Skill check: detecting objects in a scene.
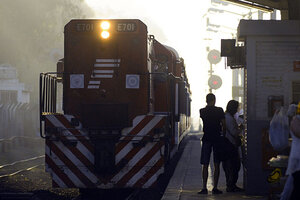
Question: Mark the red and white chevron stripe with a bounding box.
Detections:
[44,114,166,188]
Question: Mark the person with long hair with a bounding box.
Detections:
[223,100,243,192]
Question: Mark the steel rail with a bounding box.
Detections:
[0,155,45,178]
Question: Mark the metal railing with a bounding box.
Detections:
[39,72,60,138]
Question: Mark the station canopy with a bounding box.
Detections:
[221,0,300,19]
[221,0,288,10]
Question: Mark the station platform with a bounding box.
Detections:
[162,132,269,200]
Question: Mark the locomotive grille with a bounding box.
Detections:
[81,103,129,130]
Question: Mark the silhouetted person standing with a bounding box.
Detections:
[198,93,225,195]
[223,100,243,192]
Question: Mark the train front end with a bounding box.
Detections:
[40,19,167,189]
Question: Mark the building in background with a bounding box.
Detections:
[0,64,30,104]
[0,63,38,139]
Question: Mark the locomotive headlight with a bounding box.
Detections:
[100,21,110,30]
[101,31,110,39]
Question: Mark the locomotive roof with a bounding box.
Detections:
[163,45,180,60]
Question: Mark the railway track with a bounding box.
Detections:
[0,155,44,178]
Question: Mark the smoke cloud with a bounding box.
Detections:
[0,0,94,101]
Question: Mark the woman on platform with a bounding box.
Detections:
[223,100,243,192]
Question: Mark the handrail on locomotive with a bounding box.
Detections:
[39,72,59,138]
[39,71,185,139]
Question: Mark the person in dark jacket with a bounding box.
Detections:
[223,100,243,192]
[198,93,225,195]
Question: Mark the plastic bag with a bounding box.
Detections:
[269,107,289,151]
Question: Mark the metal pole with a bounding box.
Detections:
[209,63,213,93]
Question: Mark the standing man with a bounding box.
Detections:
[198,93,226,195]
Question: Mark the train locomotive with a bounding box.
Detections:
[40,19,191,189]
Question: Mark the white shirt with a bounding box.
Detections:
[234,109,244,125]
[225,112,241,146]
